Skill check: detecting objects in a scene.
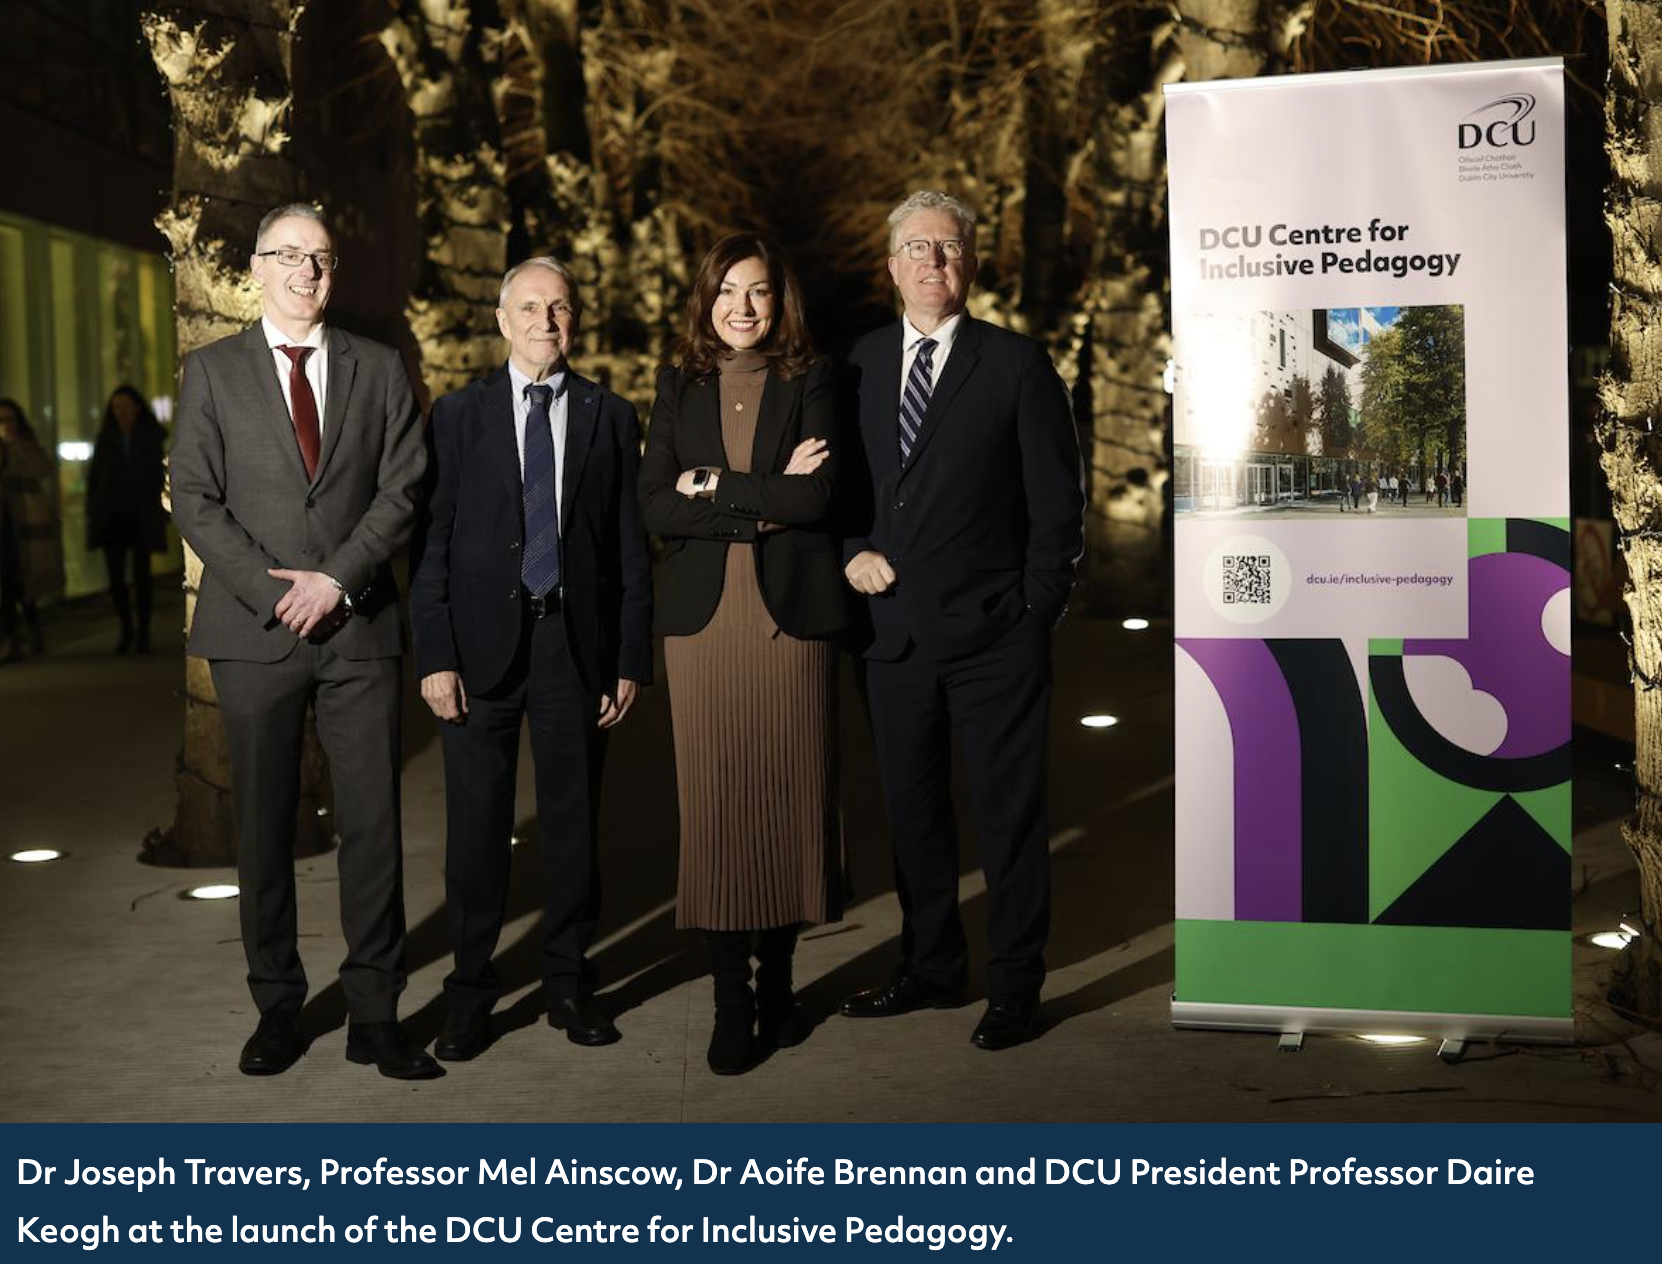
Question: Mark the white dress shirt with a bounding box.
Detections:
[261,317,329,429]
[897,311,965,406]
[508,360,569,528]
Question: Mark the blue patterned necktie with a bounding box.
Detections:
[899,336,936,462]
[521,380,563,597]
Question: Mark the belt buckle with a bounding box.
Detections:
[526,590,556,619]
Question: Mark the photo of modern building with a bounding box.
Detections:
[1173,306,1467,517]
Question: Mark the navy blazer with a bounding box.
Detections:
[409,364,653,696]
[639,357,846,639]
[841,316,1085,661]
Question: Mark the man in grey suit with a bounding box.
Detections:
[171,203,438,1079]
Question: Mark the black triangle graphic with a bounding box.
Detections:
[1374,795,1568,930]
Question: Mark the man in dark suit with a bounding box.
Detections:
[840,190,1085,1050]
[409,258,652,1061]
[171,203,437,1079]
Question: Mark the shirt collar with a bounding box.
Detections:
[262,316,327,353]
[508,359,568,401]
[902,311,964,357]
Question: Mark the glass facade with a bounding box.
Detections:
[0,210,180,597]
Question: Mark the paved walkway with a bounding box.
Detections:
[1,585,1656,1122]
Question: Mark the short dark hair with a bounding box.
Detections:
[670,234,815,380]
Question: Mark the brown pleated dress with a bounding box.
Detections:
[665,352,844,931]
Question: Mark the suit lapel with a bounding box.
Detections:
[748,368,792,473]
[485,367,520,504]
[900,316,980,478]
[240,324,310,484]
[864,326,904,484]
[560,372,601,531]
[310,327,357,485]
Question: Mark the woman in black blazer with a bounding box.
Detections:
[639,234,846,1075]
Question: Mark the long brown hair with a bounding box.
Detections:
[670,234,816,380]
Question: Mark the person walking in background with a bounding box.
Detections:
[410,257,652,1063]
[1364,474,1379,513]
[0,398,63,662]
[1452,471,1464,507]
[87,385,169,654]
[1349,473,1362,511]
[839,190,1085,1051]
[1436,469,1448,507]
[171,203,435,1080]
[639,234,846,1076]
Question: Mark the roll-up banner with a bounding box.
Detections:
[1165,60,1571,1041]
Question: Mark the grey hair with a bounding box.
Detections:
[498,257,583,317]
[256,203,328,250]
[886,190,977,253]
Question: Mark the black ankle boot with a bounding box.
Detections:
[708,997,755,1075]
[756,924,806,1048]
[706,930,755,1075]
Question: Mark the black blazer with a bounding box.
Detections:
[409,364,653,696]
[639,357,846,639]
[841,316,1085,661]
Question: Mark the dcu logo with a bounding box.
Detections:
[1459,94,1537,149]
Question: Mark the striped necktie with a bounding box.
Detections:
[521,380,562,597]
[899,336,936,462]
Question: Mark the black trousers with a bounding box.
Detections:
[865,615,1053,997]
[441,609,607,1011]
[211,648,407,1021]
[101,513,153,640]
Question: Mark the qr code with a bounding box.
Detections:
[1222,554,1272,604]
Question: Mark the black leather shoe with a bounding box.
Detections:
[546,996,620,1046]
[434,1010,493,1062]
[970,993,1040,1051]
[346,1021,444,1079]
[758,993,809,1048]
[708,1001,755,1075]
[841,974,965,1018]
[239,1009,303,1076]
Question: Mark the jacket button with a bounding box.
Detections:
[509,541,519,551]
[894,501,904,510]
[508,588,518,601]
[305,496,316,508]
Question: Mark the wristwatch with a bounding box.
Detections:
[691,467,713,492]
[325,574,354,614]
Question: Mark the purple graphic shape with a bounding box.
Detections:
[1405,552,1568,759]
[1177,638,1302,921]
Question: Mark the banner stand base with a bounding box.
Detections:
[1172,1000,1575,1046]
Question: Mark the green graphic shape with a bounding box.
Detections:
[1176,920,1569,1017]
[1468,518,1507,557]
[1513,783,1571,853]
[1367,656,1503,920]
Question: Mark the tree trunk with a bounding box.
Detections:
[1597,0,1662,1022]
[380,0,513,403]
[141,1,332,866]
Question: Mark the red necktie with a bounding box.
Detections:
[279,345,321,479]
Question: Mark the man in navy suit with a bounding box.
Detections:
[409,258,652,1061]
[840,191,1085,1050]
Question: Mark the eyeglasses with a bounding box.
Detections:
[894,238,969,261]
[256,249,340,272]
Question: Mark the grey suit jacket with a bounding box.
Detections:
[171,323,426,663]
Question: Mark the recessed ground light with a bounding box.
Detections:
[1587,931,1634,950]
[1080,715,1119,729]
[182,884,239,901]
[510,835,525,848]
[1356,1033,1426,1045]
[9,849,63,864]
[316,806,330,817]
[1619,918,1643,939]
[1122,617,1150,631]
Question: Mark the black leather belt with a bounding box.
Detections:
[525,589,561,619]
